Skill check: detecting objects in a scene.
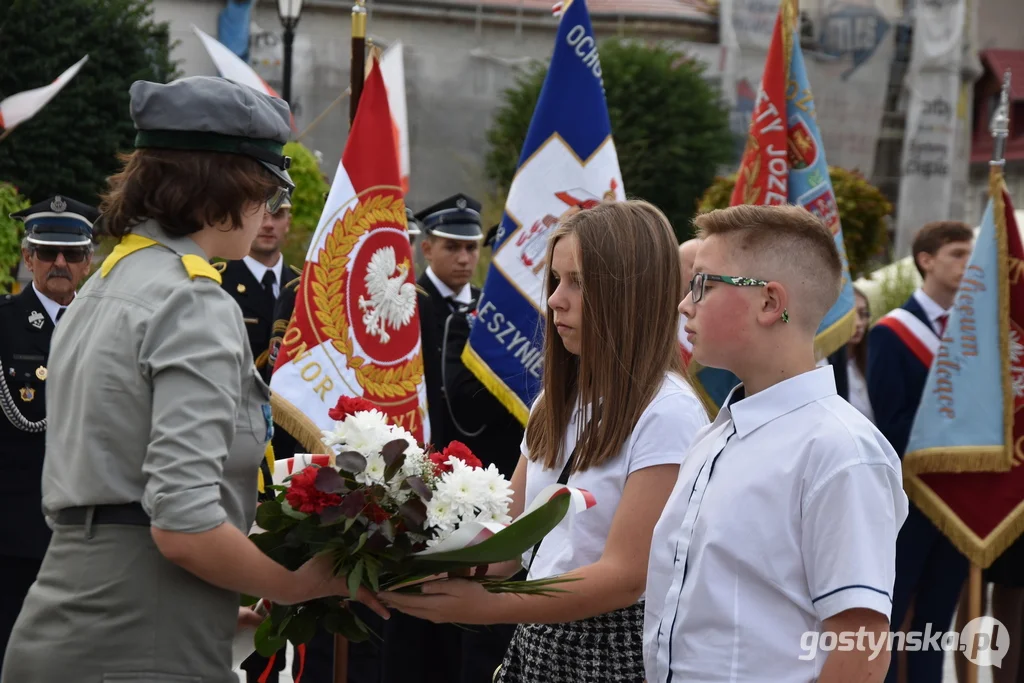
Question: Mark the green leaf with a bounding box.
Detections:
[255,500,291,532]
[281,499,309,521]
[348,558,365,599]
[282,608,319,645]
[411,494,571,567]
[365,558,380,593]
[254,616,287,657]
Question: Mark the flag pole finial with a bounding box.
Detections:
[349,0,367,126]
[991,69,1012,167]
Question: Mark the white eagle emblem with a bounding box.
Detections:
[358,246,417,344]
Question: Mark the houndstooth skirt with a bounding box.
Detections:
[494,603,645,683]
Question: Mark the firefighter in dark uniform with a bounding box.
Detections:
[215,178,300,384]
[381,194,521,683]
[0,196,97,670]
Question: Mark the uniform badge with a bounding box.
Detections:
[261,403,274,442]
[28,310,45,329]
[51,195,67,213]
[35,366,47,381]
[237,284,247,294]
[19,386,35,402]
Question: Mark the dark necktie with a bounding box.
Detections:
[55,307,66,322]
[261,270,277,299]
[935,313,949,338]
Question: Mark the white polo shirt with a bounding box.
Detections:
[522,372,708,581]
[644,367,907,683]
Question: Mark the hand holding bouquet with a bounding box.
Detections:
[246,397,594,656]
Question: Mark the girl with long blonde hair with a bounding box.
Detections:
[383,200,709,681]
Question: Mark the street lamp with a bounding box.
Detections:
[277,0,304,105]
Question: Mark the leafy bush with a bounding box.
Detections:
[0,183,30,293]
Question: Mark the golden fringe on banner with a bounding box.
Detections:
[270,393,329,455]
[462,343,530,427]
[905,476,1024,569]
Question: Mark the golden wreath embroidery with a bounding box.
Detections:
[311,194,425,396]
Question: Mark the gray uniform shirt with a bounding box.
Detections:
[42,220,270,533]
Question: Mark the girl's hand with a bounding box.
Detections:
[379,578,509,625]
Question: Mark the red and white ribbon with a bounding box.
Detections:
[271,454,335,486]
[413,484,596,557]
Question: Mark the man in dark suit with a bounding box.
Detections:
[868,220,974,683]
[216,187,299,384]
[380,195,520,683]
[0,196,97,670]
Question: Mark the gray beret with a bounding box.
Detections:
[129,76,294,189]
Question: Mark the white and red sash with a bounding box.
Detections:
[875,308,940,368]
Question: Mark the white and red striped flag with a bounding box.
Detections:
[269,57,429,446]
[0,56,88,134]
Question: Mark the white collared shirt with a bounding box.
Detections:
[32,283,71,325]
[523,372,708,582]
[243,254,283,298]
[912,288,950,336]
[644,367,907,683]
[425,266,472,306]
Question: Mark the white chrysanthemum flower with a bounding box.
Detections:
[356,452,387,487]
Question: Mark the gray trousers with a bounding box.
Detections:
[2,521,238,683]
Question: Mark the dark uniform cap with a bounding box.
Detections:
[405,207,422,236]
[414,193,483,241]
[128,76,295,194]
[10,195,98,247]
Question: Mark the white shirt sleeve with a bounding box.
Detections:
[627,389,709,474]
[801,460,904,622]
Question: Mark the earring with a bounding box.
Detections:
[781,309,790,324]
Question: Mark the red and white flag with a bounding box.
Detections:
[192,25,297,131]
[0,56,88,132]
[378,42,411,195]
[270,58,429,444]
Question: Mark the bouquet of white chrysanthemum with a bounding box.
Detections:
[245,396,594,657]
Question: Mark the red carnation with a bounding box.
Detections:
[430,440,483,475]
[328,396,379,421]
[366,502,391,524]
[285,466,342,515]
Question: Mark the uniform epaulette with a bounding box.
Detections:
[288,264,302,278]
[212,261,228,273]
[0,294,13,307]
[181,254,222,284]
[284,275,301,291]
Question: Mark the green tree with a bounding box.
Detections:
[281,141,329,268]
[0,182,30,293]
[697,167,893,280]
[0,0,178,206]
[486,40,733,241]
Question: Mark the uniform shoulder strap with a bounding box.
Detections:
[181,254,222,284]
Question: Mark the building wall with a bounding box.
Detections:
[152,0,717,216]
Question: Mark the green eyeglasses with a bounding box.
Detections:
[689,272,768,303]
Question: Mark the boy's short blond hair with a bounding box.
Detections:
[693,204,843,328]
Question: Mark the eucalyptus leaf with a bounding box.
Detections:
[280,499,309,521]
[315,467,346,494]
[336,450,368,474]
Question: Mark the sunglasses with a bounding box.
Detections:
[32,246,90,263]
[689,272,768,303]
[266,187,291,214]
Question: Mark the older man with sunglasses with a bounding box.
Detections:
[0,194,96,669]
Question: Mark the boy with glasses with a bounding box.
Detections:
[645,204,907,683]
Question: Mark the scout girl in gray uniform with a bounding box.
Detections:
[1,77,386,683]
